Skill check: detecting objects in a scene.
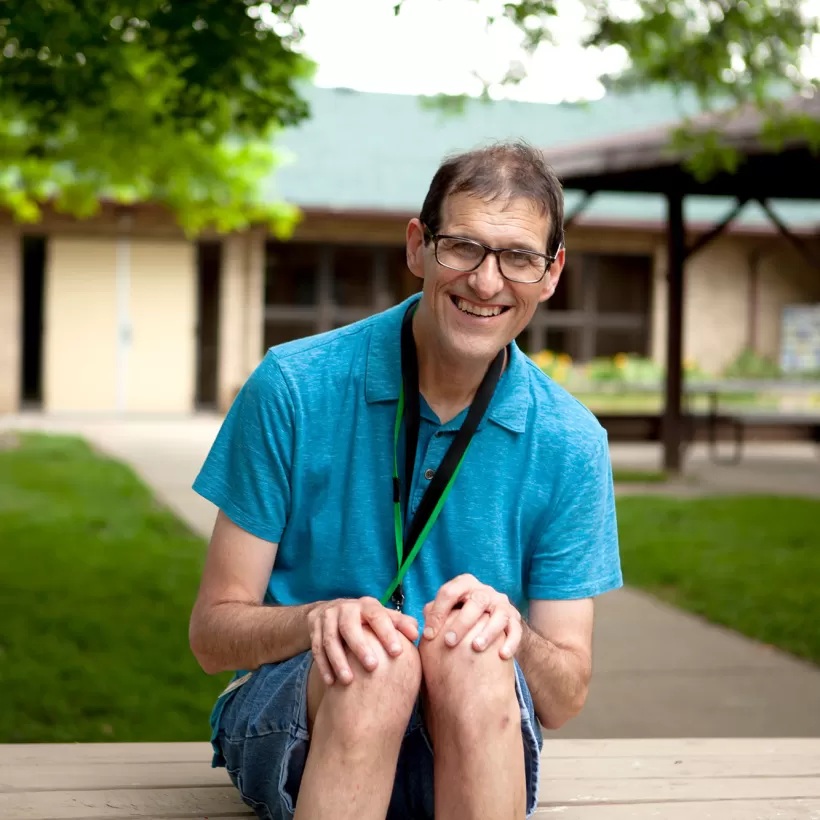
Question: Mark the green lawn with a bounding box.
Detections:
[617,495,820,665]
[0,433,229,743]
[1,434,818,743]
[612,469,668,483]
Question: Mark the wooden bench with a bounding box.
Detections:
[706,410,820,465]
[3,739,820,818]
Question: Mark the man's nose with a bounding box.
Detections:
[468,253,506,300]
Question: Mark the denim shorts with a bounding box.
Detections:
[212,651,543,819]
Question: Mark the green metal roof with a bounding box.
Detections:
[268,85,820,231]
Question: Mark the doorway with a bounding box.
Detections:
[195,240,221,408]
[20,236,46,407]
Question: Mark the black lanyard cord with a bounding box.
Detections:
[381,303,506,608]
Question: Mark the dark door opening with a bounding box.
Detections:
[21,236,46,407]
[195,240,221,409]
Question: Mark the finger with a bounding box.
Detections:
[321,607,354,684]
[472,605,512,652]
[423,576,477,639]
[500,610,523,660]
[389,611,420,643]
[310,622,336,686]
[338,606,379,673]
[364,607,405,656]
[441,589,492,647]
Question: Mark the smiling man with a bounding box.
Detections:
[189,141,622,820]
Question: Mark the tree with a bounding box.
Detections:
[1,1,818,233]
[485,0,820,179]
[0,0,313,233]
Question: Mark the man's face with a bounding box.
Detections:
[406,192,564,364]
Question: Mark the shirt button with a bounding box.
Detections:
[424,468,435,480]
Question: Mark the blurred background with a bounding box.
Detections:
[1,0,819,745]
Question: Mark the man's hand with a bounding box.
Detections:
[307,597,419,686]
[422,575,522,659]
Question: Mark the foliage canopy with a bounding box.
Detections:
[1,0,818,231]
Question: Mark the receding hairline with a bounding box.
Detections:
[420,141,565,254]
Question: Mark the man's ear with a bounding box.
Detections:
[539,245,566,303]
[406,218,427,281]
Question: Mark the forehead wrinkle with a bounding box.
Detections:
[442,194,550,254]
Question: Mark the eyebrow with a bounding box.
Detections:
[442,231,545,255]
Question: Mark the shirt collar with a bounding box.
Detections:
[365,294,531,435]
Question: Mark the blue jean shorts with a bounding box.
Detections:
[212,651,543,819]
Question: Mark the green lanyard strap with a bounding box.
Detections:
[380,303,506,610]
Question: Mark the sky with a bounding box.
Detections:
[289,0,628,103]
[277,0,820,104]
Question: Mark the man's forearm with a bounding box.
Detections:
[515,620,592,730]
[190,600,322,675]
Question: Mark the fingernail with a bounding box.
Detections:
[445,631,457,646]
[390,642,401,654]
[364,653,376,667]
[423,627,434,639]
[474,635,486,650]
[324,674,334,685]
[501,646,512,659]
[341,669,352,682]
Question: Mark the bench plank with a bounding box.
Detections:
[540,776,820,804]
[533,799,820,818]
[3,740,820,820]
[0,761,230,792]
[0,785,246,819]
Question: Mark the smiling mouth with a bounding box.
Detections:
[451,296,511,318]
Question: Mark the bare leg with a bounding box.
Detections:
[420,612,526,820]
[294,628,421,820]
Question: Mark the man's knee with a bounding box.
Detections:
[308,629,422,748]
[419,613,520,735]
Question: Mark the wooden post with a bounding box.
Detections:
[663,192,685,473]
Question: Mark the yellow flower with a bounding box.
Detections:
[531,350,555,369]
[614,353,629,369]
[557,353,572,366]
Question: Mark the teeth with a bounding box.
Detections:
[456,298,503,317]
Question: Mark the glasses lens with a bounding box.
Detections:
[499,250,547,283]
[436,237,485,271]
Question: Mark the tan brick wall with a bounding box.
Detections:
[650,234,820,375]
[756,242,820,362]
[0,226,21,413]
[684,238,750,373]
[217,232,265,412]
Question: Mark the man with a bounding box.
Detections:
[189,141,622,820]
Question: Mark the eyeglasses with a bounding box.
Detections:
[424,226,556,284]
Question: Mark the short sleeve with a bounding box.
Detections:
[192,352,294,543]
[527,431,622,600]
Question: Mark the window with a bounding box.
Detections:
[265,243,319,306]
[332,247,374,307]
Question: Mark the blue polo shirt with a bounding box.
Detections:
[193,295,622,625]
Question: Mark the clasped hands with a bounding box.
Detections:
[307,574,523,686]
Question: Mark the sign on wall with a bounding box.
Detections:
[780,304,820,374]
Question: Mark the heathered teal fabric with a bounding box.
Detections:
[192,295,622,625]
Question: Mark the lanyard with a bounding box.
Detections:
[380,303,506,610]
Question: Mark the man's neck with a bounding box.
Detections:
[412,308,501,425]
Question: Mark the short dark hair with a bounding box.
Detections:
[419,141,564,256]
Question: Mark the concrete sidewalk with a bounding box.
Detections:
[4,412,820,738]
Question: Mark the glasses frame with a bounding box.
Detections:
[423,225,557,284]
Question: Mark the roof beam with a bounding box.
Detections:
[563,191,596,232]
[683,197,749,261]
[756,198,820,272]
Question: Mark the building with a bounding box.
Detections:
[1,85,819,415]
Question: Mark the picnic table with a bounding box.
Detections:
[590,379,820,462]
[3,739,820,819]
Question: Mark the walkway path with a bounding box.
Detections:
[4,413,820,738]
